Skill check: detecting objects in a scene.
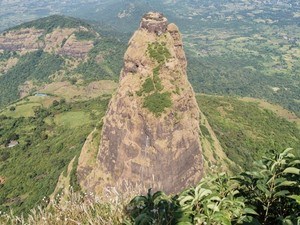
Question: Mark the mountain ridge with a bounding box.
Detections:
[0,15,125,109]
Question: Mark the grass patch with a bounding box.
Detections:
[147,42,171,64]
[153,66,164,91]
[54,111,90,128]
[142,78,155,93]
[2,103,41,118]
[143,92,172,116]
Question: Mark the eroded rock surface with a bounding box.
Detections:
[78,12,203,194]
[0,28,44,52]
[140,12,168,35]
[0,27,94,58]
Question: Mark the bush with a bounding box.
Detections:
[143,92,172,116]
[147,42,171,64]
[235,148,300,224]
[125,148,300,225]
[142,78,155,93]
[153,66,164,91]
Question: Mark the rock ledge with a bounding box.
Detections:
[140,12,168,35]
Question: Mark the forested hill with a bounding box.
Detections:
[0,15,126,109]
[1,6,300,116]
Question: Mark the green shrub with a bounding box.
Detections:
[147,42,171,64]
[125,189,183,225]
[153,66,164,91]
[0,151,10,162]
[125,148,300,225]
[143,92,172,116]
[235,148,300,225]
[142,78,155,93]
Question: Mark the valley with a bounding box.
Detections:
[1,1,299,115]
[0,86,298,214]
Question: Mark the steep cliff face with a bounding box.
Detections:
[78,12,203,194]
[0,27,95,58]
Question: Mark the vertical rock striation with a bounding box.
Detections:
[78,12,203,194]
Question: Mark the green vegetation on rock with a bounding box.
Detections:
[147,42,171,64]
[142,78,155,94]
[143,92,172,117]
[153,66,164,91]
[137,43,172,116]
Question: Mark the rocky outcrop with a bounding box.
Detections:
[0,27,95,58]
[58,34,94,58]
[0,28,44,52]
[140,12,168,35]
[78,12,203,194]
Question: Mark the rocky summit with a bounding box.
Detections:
[78,12,203,194]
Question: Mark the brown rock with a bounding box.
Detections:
[78,12,203,194]
[140,12,168,35]
[0,27,95,59]
[0,28,44,52]
[57,33,94,59]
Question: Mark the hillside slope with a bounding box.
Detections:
[197,94,300,171]
[0,15,125,109]
[0,91,298,215]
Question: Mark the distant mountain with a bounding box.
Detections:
[0,15,125,108]
[1,1,299,115]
